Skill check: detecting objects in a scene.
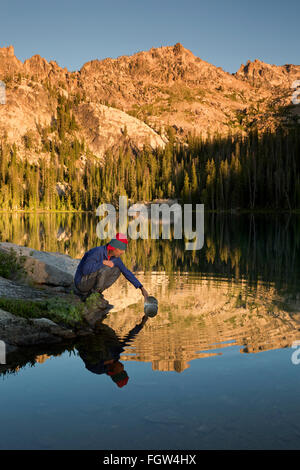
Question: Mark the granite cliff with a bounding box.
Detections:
[0,43,299,164]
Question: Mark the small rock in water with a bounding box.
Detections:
[33,318,58,327]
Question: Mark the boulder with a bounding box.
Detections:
[32,318,77,339]
[0,242,79,287]
[0,308,63,347]
[0,275,53,300]
[83,309,109,328]
[22,256,74,286]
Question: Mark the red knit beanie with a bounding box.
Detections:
[107,233,128,251]
[107,369,129,388]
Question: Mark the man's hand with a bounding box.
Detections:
[103,259,114,268]
[140,286,149,299]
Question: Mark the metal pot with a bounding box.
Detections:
[144,296,158,317]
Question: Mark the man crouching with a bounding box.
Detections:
[74,233,149,311]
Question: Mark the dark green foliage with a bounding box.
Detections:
[0,120,299,211]
[0,248,26,280]
[0,297,48,318]
[44,297,85,326]
[52,94,79,139]
[0,296,85,327]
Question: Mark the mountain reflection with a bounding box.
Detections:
[103,273,300,372]
[1,274,300,378]
[0,212,300,377]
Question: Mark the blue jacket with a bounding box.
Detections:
[74,244,143,289]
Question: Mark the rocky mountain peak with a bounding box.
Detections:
[0,45,15,57]
[173,42,184,55]
[235,58,300,89]
[24,54,51,76]
[0,45,22,75]
[0,43,299,163]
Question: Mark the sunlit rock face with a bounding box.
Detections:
[75,102,166,159]
[1,43,300,162]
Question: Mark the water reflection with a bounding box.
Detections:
[0,312,149,381]
[102,273,300,371]
[2,212,300,450]
[1,272,300,379]
[0,212,300,377]
[76,315,148,387]
[0,212,300,290]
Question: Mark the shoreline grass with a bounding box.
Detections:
[0,296,86,328]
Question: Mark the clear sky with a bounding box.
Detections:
[0,0,299,74]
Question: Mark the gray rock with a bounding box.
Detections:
[83,309,109,328]
[0,243,94,350]
[0,242,79,287]
[32,318,59,327]
[22,256,74,286]
[0,308,63,347]
[0,276,53,300]
[0,309,18,323]
[0,307,79,347]
[32,318,77,339]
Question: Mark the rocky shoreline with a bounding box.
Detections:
[0,242,102,358]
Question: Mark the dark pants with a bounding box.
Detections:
[75,266,121,295]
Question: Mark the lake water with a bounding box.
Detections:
[0,212,300,450]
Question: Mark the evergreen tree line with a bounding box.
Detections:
[0,117,299,211]
[1,211,299,291]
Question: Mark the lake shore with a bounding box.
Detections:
[0,243,101,357]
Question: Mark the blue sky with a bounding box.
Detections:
[0,0,299,73]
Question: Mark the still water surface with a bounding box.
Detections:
[0,213,300,449]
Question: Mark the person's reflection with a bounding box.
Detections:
[76,314,148,388]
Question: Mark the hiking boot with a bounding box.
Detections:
[73,285,89,302]
[84,292,110,310]
[80,293,91,303]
